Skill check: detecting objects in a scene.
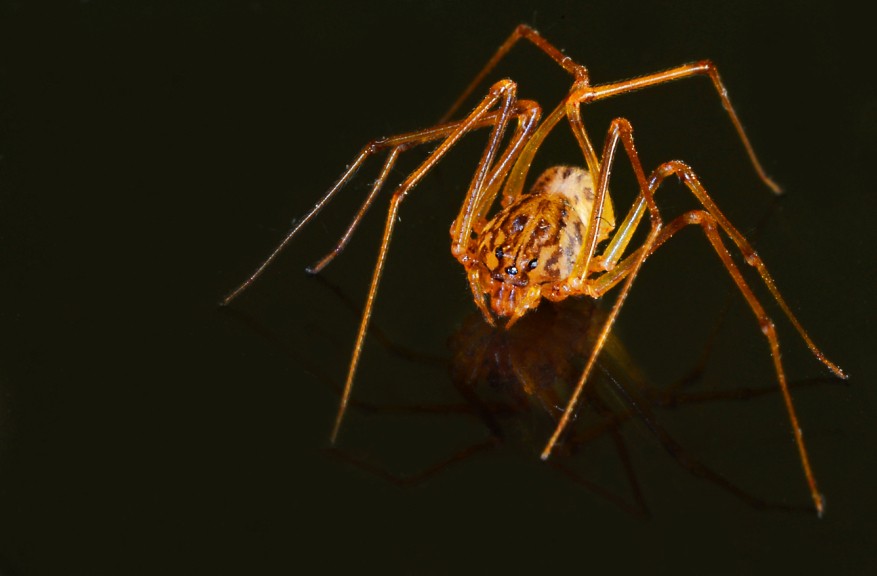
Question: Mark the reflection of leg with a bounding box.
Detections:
[630,405,809,513]
[594,375,811,513]
[657,376,842,408]
[549,420,651,518]
[326,440,498,488]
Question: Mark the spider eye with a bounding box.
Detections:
[505,265,518,276]
[528,259,538,270]
[495,247,504,259]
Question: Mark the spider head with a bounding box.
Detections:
[468,265,543,327]
[469,221,550,326]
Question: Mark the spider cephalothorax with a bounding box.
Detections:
[468,166,615,325]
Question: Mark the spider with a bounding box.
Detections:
[222,25,846,515]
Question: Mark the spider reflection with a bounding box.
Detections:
[224,288,831,516]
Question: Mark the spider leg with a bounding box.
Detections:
[505,60,783,204]
[542,117,663,463]
[576,119,844,381]
[645,208,828,516]
[440,24,586,124]
[332,79,533,443]
[443,26,778,221]
[544,110,839,514]
[582,61,782,193]
[305,146,402,275]
[311,98,540,275]
[221,106,534,304]
[648,161,845,378]
[465,99,542,232]
[450,98,541,257]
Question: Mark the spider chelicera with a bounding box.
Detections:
[222,25,846,515]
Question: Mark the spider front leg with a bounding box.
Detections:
[332,80,539,443]
[222,78,542,443]
[322,80,540,442]
[313,98,540,277]
[221,99,535,304]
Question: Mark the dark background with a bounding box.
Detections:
[0,1,874,574]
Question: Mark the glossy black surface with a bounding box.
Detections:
[1,1,874,574]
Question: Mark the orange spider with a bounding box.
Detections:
[222,25,846,515]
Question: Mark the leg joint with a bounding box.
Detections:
[694,59,716,74]
[759,317,777,337]
[609,116,634,133]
